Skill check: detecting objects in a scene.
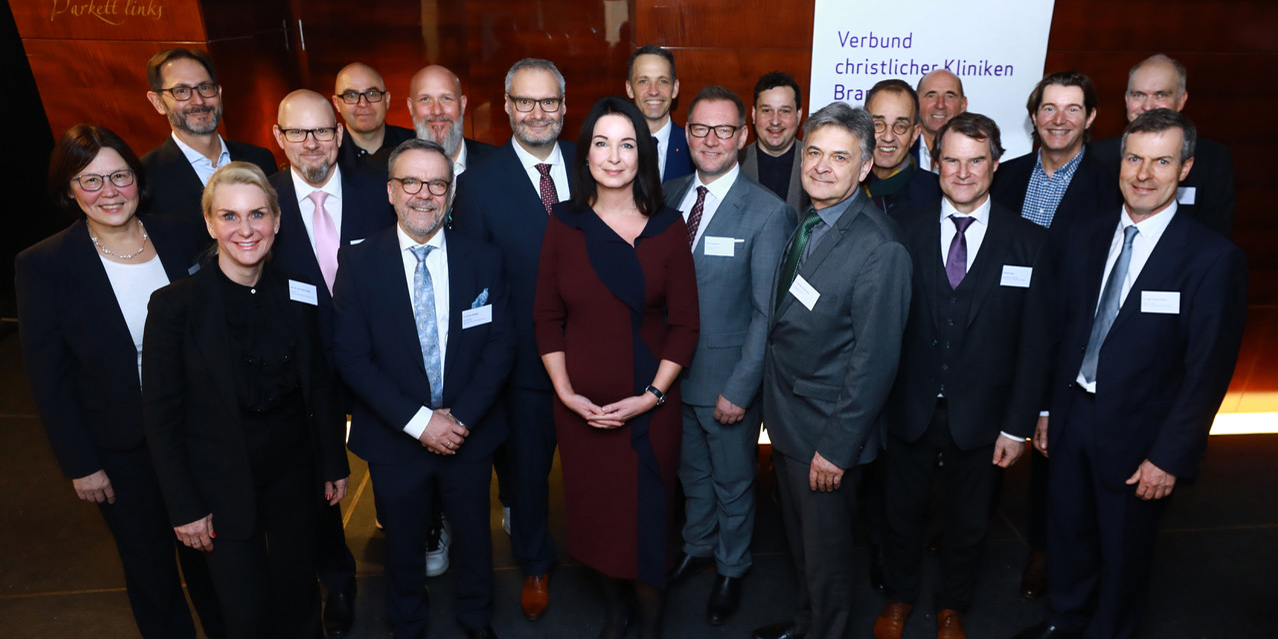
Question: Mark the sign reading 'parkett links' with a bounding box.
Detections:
[49,0,164,25]
[809,0,1056,158]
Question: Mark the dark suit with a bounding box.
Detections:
[333,227,515,636]
[883,201,1052,612]
[991,146,1119,251]
[1091,135,1235,237]
[462,137,499,171]
[762,193,912,638]
[663,122,694,182]
[865,158,942,217]
[16,216,222,639]
[451,137,575,576]
[741,142,809,216]
[141,136,277,224]
[336,123,416,177]
[1045,209,1246,639]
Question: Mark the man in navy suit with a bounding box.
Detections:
[332,62,415,177]
[1009,110,1247,639]
[450,57,573,622]
[863,79,941,217]
[626,45,693,182]
[408,65,498,180]
[334,139,514,639]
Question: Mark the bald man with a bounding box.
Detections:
[912,69,968,173]
[408,65,497,178]
[333,62,415,176]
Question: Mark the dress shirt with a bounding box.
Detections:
[1075,202,1179,393]
[918,137,936,174]
[99,254,170,382]
[291,165,344,253]
[397,225,451,438]
[939,196,991,271]
[1022,147,1084,228]
[651,118,672,180]
[453,141,469,178]
[511,139,571,203]
[677,164,741,248]
[171,132,231,186]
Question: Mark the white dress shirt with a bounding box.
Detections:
[99,254,170,383]
[651,118,672,180]
[918,137,936,174]
[172,133,231,186]
[939,196,991,270]
[291,165,344,253]
[397,225,451,438]
[511,139,571,203]
[677,164,740,248]
[454,141,469,178]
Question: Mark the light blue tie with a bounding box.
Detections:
[410,246,444,408]
[1080,225,1140,385]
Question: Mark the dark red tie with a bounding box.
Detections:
[686,186,708,247]
[536,163,558,215]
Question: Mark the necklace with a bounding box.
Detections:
[90,219,150,260]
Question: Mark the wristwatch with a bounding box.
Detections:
[643,385,666,406]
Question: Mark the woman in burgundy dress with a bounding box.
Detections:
[533,96,699,639]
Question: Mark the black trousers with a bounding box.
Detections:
[492,387,558,576]
[882,400,998,612]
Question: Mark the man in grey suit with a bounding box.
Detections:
[663,85,796,627]
[741,72,809,217]
[753,102,913,639]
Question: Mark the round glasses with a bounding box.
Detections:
[389,177,451,196]
[873,120,915,136]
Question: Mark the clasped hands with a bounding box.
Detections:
[419,408,469,455]
[561,392,659,429]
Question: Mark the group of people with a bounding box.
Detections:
[16,40,1245,639]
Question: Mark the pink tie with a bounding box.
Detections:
[309,190,339,294]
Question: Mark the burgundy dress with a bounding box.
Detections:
[533,204,699,587]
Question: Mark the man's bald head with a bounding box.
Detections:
[1125,54,1189,122]
[409,65,468,158]
[916,69,967,136]
[274,90,343,187]
[332,63,390,136]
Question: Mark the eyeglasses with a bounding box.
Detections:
[508,95,563,113]
[687,123,743,139]
[160,83,218,101]
[336,89,387,104]
[873,120,914,136]
[73,169,135,192]
[389,177,451,196]
[278,127,338,143]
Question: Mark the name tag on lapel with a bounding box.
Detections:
[789,274,821,311]
[462,304,493,329]
[1000,265,1033,288]
[1141,291,1180,314]
[289,280,319,306]
[1176,187,1196,205]
[188,263,201,275]
[703,236,741,257]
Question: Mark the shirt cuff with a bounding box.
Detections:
[403,407,434,439]
[1000,431,1027,442]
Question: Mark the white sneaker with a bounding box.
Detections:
[425,517,451,577]
[502,506,512,536]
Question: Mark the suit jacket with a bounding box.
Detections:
[664,171,795,407]
[888,201,1053,449]
[337,123,416,177]
[762,194,912,468]
[141,136,277,224]
[1049,209,1247,488]
[866,160,942,218]
[16,216,206,479]
[740,142,808,216]
[1090,135,1235,237]
[990,145,1119,250]
[663,122,693,182]
[451,138,576,391]
[332,227,516,465]
[463,137,499,170]
[142,264,348,537]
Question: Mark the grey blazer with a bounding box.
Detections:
[664,172,797,408]
[762,194,912,468]
[740,143,809,217]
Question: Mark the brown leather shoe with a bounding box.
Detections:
[872,601,913,639]
[1021,550,1047,599]
[936,609,965,639]
[521,574,550,621]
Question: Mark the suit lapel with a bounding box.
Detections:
[191,270,240,415]
[1079,213,1120,336]
[1108,211,1189,338]
[442,231,473,385]
[62,222,135,353]
[915,207,944,334]
[160,137,208,201]
[774,195,866,320]
[964,208,1013,327]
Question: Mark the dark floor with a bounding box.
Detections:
[2,324,1277,639]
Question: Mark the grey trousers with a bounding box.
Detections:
[678,402,760,577]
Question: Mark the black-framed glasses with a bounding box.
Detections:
[278,127,338,143]
[873,120,914,136]
[73,170,135,192]
[508,95,563,113]
[389,177,451,196]
[687,123,743,139]
[161,83,218,101]
[336,89,387,104]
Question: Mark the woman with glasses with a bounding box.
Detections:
[16,124,224,639]
[142,162,349,639]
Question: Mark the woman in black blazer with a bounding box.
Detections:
[142,161,349,639]
[16,125,224,639]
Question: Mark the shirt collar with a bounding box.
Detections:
[291,164,343,203]
[1034,145,1085,176]
[940,194,993,226]
[651,118,672,144]
[1121,200,1178,242]
[813,188,861,227]
[171,132,228,166]
[397,223,447,254]
[511,137,564,170]
[695,163,740,201]
[454,141,469,176]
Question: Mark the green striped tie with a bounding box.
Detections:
[777,208,823,310]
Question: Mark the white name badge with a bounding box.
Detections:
[349,238,366,245]
[1141,291,1180,315]
[462,304,493,329]
[289,280,318,306]
[1176,187,1197,205]
[188,263,201,275]
[1000,265,1033,288]
[788,274,821,311]
[703,236,741,258]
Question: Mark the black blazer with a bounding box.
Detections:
[990,146,1119,252]
[141,136,277,225]
[663,122,693,182]
[16,216,205,479]
[464,137,499,169]
[332,227,516,465]
[888,201,1054,449]
[142,264,348,537]
[1090,135,1235,237]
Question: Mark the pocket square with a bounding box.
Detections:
[471,288,489,309]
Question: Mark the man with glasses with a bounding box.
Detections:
[408,65,497,180]
[333,138,514,639]
[741,71,808,216]
[662,85,795,626]
[625,45,692,181]
[267,89,395,638]
[451,57,573,623]
[332,62,415,177]
[864,80,941,217]
[142,48,276,224]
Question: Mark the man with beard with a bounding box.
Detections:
[625,45,692,181]
[267,89,396,638]
[332,62,414,177]
[408,65,497,180]
[450,58,574,623]
[741,71,809,216]
[863,79,940,216]
[911,70,968,174]
[142,48,276,224]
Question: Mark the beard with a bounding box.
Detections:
[301,160,334,186]
[512,114,563,148]
[415,112,465,158]
[167,103,222,135]
[400,200,446,239]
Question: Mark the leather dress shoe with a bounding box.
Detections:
[668,552,714,584]
[464,626,499,639]
[752,621,805,639]
[936,609,965,639]
[1008,621,1082,639]
[873,601,912,639]
[705,574,741,625]
[322,584,356,637]
[1020,550,1047,599]
[521,574,550,621]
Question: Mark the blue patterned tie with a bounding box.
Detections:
[1079,225,1140,385]
[410,246,444,408]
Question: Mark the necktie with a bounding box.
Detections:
[1079,225,1140,385]
[309,190,339,294]
[776,208,823,310]
[686,186,709,248]
[535,163,558,215]
[410,246,444,409]
[945,215,976,289]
